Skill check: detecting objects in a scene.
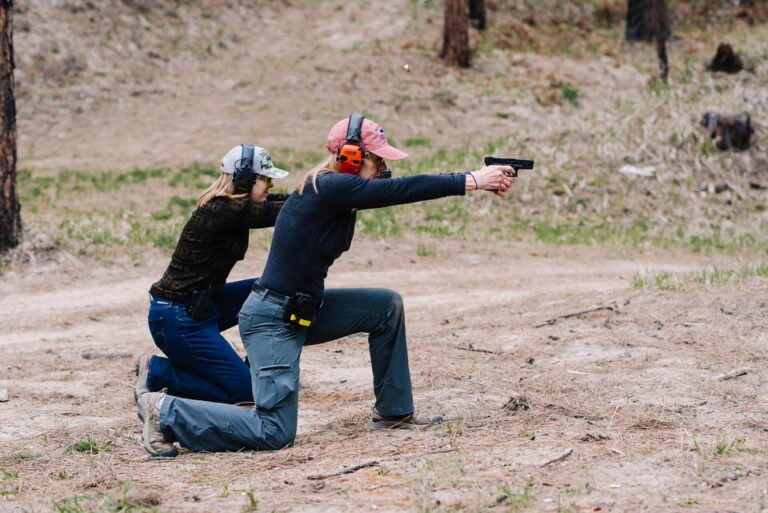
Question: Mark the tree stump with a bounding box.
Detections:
[701,112,753,152]
[0,0,20,253]
[707,44,744,74]
[441,0,470,68]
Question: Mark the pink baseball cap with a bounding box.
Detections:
[326,117,408,161]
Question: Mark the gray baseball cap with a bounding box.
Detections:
[220,145,289,179]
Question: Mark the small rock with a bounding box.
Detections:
[0,389,8,402]
[619,165,655,177]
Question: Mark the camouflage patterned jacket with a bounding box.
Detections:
[150,194,288,302]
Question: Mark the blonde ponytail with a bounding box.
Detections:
[197,173,248,207]
[297,155,340,195]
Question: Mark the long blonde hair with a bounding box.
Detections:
[297,154,340,195]
[197,173,248,207]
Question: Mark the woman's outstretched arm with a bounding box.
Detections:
[320,165,514,211]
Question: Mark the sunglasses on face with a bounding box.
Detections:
[364,152,385,166]
[255,174,273,187]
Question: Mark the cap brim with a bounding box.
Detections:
[258,167,290,179]
[370,144,408,161]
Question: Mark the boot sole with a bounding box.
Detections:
[368,420,430,431]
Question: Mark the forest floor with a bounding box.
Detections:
[2,239,767,512]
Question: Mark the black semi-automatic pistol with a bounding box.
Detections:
[484,156,535,177]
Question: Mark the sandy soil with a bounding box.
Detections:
[1,238,766,512]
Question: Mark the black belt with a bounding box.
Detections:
[150,285,224,304]
[252,283,289,306]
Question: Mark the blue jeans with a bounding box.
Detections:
[159,287,414,452]
[146,278,256,404]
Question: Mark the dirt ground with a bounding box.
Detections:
[3,0,768,511]
[1,238,766,512]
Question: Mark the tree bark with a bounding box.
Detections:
[0,0,20,253]
[469,0,486,31]
[626,0,670,42]
[441,0,470,68]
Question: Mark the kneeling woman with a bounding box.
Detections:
[137,145,289,406]
[136,116,515,456]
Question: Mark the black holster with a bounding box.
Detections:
[282,292,322,328]
[186,286,213,320]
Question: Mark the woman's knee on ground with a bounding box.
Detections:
[262,423,297,451]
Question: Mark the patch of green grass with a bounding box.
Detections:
[633,264,768,292]
[53,481,160,513]
[416,243,436,257]
[693,436,748,458]
[358,207,403,238]
[59,210,186,255]
[18,167,174,203]
[497,483,534,510]
[240,482,259,512]
[631,272,647,289]
[561,85,579,105]
[13,452,41,462]
[654,271,680,291]
[437,417,464,439]
[168,162,218,189]
[0,470,21,498]
[68,435,106,455]
[404,137,432,147]
[52,494,158,513]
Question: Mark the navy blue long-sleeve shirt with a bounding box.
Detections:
[259,172,466,298]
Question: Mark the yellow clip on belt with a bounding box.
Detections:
[290,314,312,327]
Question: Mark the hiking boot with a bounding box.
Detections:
[136,392,178,458]
[135,353,151,401]
[368,408,444,430]
[134,354,152,422]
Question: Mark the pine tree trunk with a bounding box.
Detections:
[626,0,670,42]
[0,0,20,253]
[469,0,486,31]
[441,0,470,68]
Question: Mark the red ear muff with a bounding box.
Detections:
[338,144,364,174]
[337,113,366,175]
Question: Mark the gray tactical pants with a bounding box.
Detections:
[159,287,415,452]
